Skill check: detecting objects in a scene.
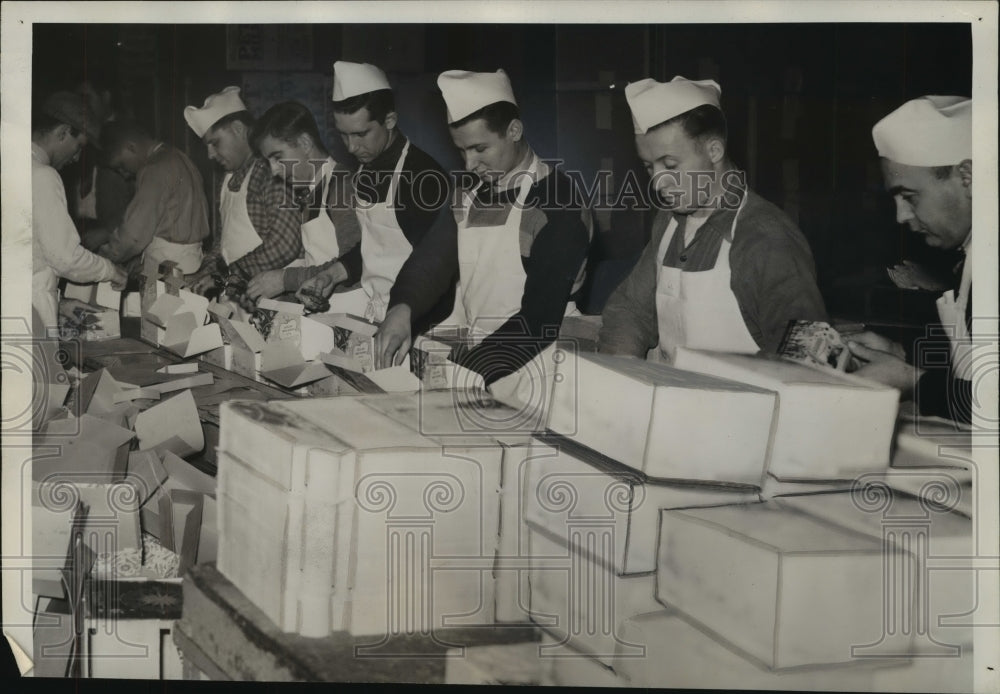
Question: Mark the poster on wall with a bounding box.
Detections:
[226,25,314,71]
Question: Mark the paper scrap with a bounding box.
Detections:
[157,363,200,375]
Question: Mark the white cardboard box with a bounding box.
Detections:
[216,397,504,638]
[549,351,776,482]
[528,528,660,665]
[673,348,900,480]
[538,631,627,687]
[778,492,974,648]
[656,502,916,669]
[614,610,903,691]
[524,438,759,574]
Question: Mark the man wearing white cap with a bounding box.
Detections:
[183,86,302,303]
[243,100,361,305]
[599,76,826,362]
[847,96,973,423]
[31,90,128,333]
[374,69,593,396]
[294,61,455,323]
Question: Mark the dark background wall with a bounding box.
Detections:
[33,23,972,320]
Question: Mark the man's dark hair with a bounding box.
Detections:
[208,110,256,134]
[449,101,521,135]
[101,120,152,155]
[251,100,327,153]
[650,103,728,144]
[31,111,81,139]
[331,89,395,124]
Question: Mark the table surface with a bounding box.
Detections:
[175,563,540,683]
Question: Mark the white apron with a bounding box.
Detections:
[451,157,572,421]
[935,241,974,381]
[219,169,264,266]
[143,236,204,275]
[301,160,342,267]
[653,196,759,364]
[328,141,411,323]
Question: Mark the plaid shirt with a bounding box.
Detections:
[204,156,302,280]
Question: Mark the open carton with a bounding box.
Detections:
[133,390,205,459]
[34,413,135,483]
[161,312,224,358]
[217,315,267,379]
[63,280,121,311]
[33,478,142,600]
[259,342,331,388]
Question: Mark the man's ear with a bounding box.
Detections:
[383,111,398,132]
[125,140,140,155]
[229,120,247,140]
[55,123,73,142]
[957,159,972,193]
[506,118,524,143]
[296,132,315,153]
[704,136,726,165]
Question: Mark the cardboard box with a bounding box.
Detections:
[216,397,504,638]
[656,502,916,669]
[528,528,660,665]
[539,630,631,687]
[673,348,900,480]
[524,437,759,574]
[779,492,974,647]
[259,342,332,388]
[33,414,135,483]
[549,352,776,482]
[614,610,901,690]
[133,390,205,459]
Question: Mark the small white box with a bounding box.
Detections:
[524,439,759,574]
[673,348,900,480]
[528,528,659,665]
[657,502,916,669]
[549,351,776,482]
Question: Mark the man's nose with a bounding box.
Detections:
[894,197,915,225]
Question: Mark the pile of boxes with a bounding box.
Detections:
[212,344,974,689]
[31,349,224,679]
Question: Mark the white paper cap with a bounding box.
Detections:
[332,61,391,101]
[872,96,971,167]
[437,69,517,123]
[184,86,247,138]
[625,76,722,135]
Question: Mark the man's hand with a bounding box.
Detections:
[295,265,342,309]
[188,271,217,296]
[110,266,129,291]
[847,339,922,395]
[246,269,287,303]
[846,330,907,360]
[374,304,413,369]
